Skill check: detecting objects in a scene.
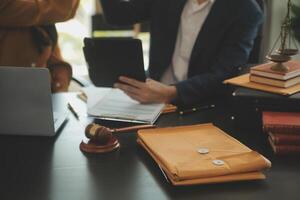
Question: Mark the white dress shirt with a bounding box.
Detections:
[160,0,215,85]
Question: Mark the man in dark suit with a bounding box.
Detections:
[100,0,263,106]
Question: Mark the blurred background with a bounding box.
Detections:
[56,0,150,77]
[56,0,300,77]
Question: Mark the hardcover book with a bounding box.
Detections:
[268,137,300,155]
[268,132,300,145]
[262,111,300,134]
[250,74,300,88]
[224,74,300,96]
[250,61,300,80]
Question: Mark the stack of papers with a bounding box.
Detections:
[83,87,165,124]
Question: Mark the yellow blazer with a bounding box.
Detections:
[0,0,79,92]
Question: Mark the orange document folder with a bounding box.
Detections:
[137,124,271,186]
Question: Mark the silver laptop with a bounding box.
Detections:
[0,66,68,136]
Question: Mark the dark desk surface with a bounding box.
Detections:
[0,93,299,200]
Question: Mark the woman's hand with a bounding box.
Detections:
[50,66,70,93]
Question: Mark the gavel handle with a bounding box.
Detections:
[112,124,156,133]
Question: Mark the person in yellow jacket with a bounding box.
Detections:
[0,0,79,92]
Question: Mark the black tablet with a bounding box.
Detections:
[83,37,146,87]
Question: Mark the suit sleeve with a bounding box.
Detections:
[0,0,79,27]
[99,0,154,25]
[174,2,264,106]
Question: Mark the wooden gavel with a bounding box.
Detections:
[85,123,155,145]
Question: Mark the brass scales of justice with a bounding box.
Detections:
[266,0,299,73]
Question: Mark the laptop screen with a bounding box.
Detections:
[0,67,56,136]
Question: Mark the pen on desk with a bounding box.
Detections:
[77,92,87,103]
[179,104,216,115]
[68,103,80,120]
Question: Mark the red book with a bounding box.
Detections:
[262,112,300,134]
[268,132,300,145]
[268,137,300,155]
[250,61,300,80]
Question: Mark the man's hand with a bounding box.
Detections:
[114,76,177,104]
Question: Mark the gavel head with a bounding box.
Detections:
[85,123,113,145]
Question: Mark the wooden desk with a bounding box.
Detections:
[0,93,299,200]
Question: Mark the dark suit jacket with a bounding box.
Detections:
[100,0,263,106]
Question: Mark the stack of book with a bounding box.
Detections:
[250,61,300,88]
[263,111,300,155]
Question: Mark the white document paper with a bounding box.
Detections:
[86,88,165,124]
[82,86,111,108]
